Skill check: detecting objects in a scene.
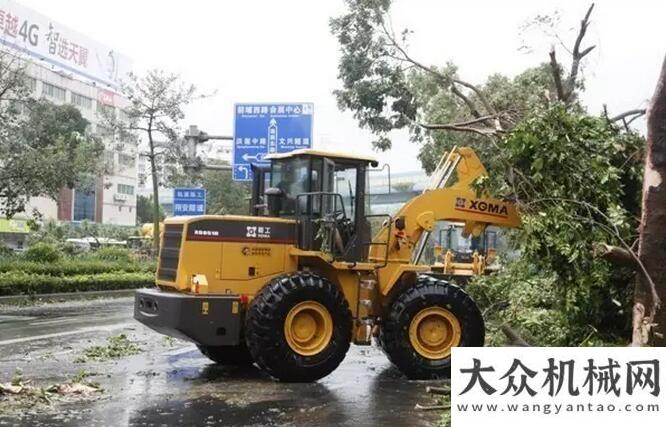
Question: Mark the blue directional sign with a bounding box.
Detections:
[233,103,313,181]
[173,188,206,216]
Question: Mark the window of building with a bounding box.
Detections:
[71,92,93,109]
[42,82,66,101]
[73,188,96,222]
[103,150,115,171]
[118,153,135,169]
[117,183,134,195]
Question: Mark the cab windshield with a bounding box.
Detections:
[270,157,311,216]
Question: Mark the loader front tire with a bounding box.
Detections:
[197,344,253,366]
[245,273,352,382]
[379,276,484,379]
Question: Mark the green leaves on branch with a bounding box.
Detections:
[471,105,644,345]
[331,0,419,150]
[202,164,250,215]
[0,99,103,218]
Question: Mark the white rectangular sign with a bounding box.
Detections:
[0,0,131,90]
[452,347,665,426]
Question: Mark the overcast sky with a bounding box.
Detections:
[20,0,666,172]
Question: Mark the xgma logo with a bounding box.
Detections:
[455,197,509,217]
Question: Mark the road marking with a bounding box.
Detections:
[0,322,134,346]
[29,318,77,326]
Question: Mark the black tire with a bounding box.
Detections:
[378,276,484,379]
[197,344,253,365]
[245,273,352,382]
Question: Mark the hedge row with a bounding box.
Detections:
[0,259,155,276]
[0,271,155,296]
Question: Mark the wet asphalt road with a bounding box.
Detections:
[0,296,443,426]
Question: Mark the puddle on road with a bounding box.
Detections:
[84,347,439,426]
[1,328,442,427]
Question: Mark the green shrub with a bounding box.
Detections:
[0,271,155,296]
[91,246,134,263]
[0,243,14,259]
[23,242,62,263]
[0,258,155,276]
[61,241,87,256]
[28,220,136,243]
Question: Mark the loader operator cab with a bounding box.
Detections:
[257,149,378,263]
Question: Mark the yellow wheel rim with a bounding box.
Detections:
[409,307,462,360]
[284,301,333,356]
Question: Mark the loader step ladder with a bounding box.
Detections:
[412,146,462,264]
[354,273,378,345]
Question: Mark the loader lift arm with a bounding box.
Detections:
[369,147,521,295]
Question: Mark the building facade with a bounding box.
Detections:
[21,62,137,226]
[1,0,136,226]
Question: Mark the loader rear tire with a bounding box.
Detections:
[378,276,484,380]
[245,273,352,382]
[198,344,253,365]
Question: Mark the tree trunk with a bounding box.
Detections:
[148,130,161,253]
[633,54,666,346]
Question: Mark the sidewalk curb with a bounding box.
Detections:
[0,288,139,305]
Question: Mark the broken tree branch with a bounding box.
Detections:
[565,3,596,100]
[500,324,531,347]
[417,112,512,136]
[450,82,484,119]
[418,121,504,137]
[453,78,497,116]
[609,108,647,123]
[626,113,645,127]
[527,197,660,315]
[441,113,502,127]
[549,49,566,101]
[415,404,451,411]
[547,3,596,103]
[426,386,451,395]
[595,243,639,269]
[379,19,489,120]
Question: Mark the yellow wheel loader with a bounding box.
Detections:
[134,146,521,381]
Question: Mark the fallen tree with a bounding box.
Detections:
[334,1,652,346]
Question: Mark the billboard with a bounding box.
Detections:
[0,0,132,91]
